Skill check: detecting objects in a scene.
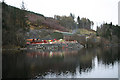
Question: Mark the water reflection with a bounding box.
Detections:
[2,47,119,79]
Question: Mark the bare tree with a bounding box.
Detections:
[21,1,25,10]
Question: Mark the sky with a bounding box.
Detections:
[1,0,120,30]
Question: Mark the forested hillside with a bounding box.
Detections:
[97,23,120,44]
[54,14,94,30]
[2,2,95,48]
[2,2,68,48]
[2,1,120,49]
[2,2,28,48]
[26,12,68,32]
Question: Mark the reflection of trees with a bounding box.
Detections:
[2,50,78,78]
[25,50,79,77]
[2,47,120,78]
[2,51,31,78]
[78,48,95,73]
[26,49,94,75]
[96,47,119,65]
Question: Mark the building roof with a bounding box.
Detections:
[60,32,74,36]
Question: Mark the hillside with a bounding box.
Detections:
[3,2,108,49]
[2,2,69,48]
[76,29,96,36]
[26,11,68,32]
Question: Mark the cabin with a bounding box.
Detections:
[59,32,74,41]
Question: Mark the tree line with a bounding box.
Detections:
[54,13,94,30]
[96,22,120,43]
[2,2,29,48]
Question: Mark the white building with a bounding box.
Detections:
[118,1,120,26]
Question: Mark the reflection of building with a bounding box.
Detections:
[118,1,120,26]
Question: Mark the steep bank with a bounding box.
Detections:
[2,2,68,49]
[2,2,120,49]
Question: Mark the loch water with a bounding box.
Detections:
[2,47,120,79]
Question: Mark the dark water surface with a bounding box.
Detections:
[2,47,120,79]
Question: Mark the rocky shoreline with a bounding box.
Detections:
[27,43,83,51]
